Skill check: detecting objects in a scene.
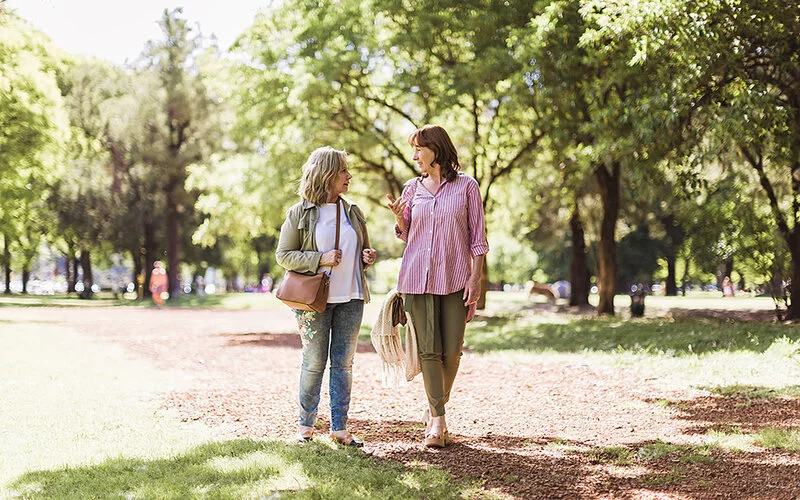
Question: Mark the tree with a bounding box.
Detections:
[520,0,647,314]
[237,0,544,307]
[0,12,69,293]
[138,8,223,298]
[626,0,800,316]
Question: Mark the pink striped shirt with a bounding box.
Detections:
[395,173,489,295]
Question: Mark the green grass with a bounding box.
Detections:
[9,439,474,499]
[585,441,717,467]
[461,292,800,394]
[466,307,799,356]
[755,427,800,452]
[0,291,285,310]
[705,384,800,399]
[0,292,129,307]
[587,446,634,465]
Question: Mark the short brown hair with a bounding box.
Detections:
[407,125,460,182]
[298,146,348,206]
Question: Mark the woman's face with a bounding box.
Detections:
[328,163,352,200]
[412,144,437,176]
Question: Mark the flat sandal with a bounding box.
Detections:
[424,428,447,448]
[296,426,314,443]
[330,431,364,448]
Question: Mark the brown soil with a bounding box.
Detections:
[9,305,800,499]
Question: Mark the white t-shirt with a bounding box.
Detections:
[315,203,364,303]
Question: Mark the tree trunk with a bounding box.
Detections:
[131,246,143,296]
[786,230,800,320]
[166,187,181,300]
[568,204,590,306]
[661,213,683,296]
[143,221,158,298]
[64,252,74,293]
[3,236,11,295]
[665,254,678,296]
[79,249,94,299]
[71,256,80,294]
[595,160,621,315]
[22,268,30,294]
[681,256,689,296]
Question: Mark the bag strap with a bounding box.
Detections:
[334,198,341,250]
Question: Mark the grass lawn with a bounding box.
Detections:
[3,290,800,498]
[0,291,285,311]
[0,320,225,497]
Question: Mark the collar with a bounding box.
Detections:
[301,197,354,210]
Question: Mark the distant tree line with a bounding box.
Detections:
[1,1,798,317]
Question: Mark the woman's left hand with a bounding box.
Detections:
[463,278,480,306]
[362,248,377,268]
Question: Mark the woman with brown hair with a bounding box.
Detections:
[386,125,489,447]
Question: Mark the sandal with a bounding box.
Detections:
[424,428,447,448]
[421,408,431,433]
[330,431,364,448]
[296,425,314,443]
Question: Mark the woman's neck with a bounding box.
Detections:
[326,194,339,204]
[426,166,442,184]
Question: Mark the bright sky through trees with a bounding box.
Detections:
[5,0,266,64]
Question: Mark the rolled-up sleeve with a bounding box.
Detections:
[467,179,489,256]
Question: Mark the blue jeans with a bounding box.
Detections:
[294,299,364,431]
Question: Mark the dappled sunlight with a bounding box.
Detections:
[8,439,469,499]
[206,451,311,491]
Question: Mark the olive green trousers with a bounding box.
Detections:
[405,290,467,417]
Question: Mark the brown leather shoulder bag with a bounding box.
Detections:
[275,199,340,312]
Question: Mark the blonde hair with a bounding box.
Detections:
[298,146,348,206]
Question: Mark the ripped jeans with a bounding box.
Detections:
[294,299,364,431]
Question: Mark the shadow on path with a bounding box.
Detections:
[347,417,800,499]
[222,331,376,353]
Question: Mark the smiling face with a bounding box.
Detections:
[412,143,437,177]
[328,162,352,201]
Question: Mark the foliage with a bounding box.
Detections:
[3,0,800,307]
[135,8,225,294]
[0,13,69,280]
[486,232,539,285]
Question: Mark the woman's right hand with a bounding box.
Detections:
[386,194,408,232]
[386,194,407,219]
[320,249,343,267]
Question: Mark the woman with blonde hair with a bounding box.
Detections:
[276,146,376,446]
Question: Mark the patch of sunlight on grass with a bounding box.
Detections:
[601,341,800,393]
[206,451,278,473]
[705,383,800,399]
[704,428,757,452]
[9,439,477,499]
[0,322,224,495]
[587,446,633,466]
[641,466,687,487]
[755,427,800,452]
[637,441,718,463]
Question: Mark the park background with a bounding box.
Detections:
[2,0,800,319]
[3,1,800,498]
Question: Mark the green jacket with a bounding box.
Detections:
[276,197,371,304]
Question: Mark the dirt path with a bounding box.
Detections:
[6,306,800,498]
